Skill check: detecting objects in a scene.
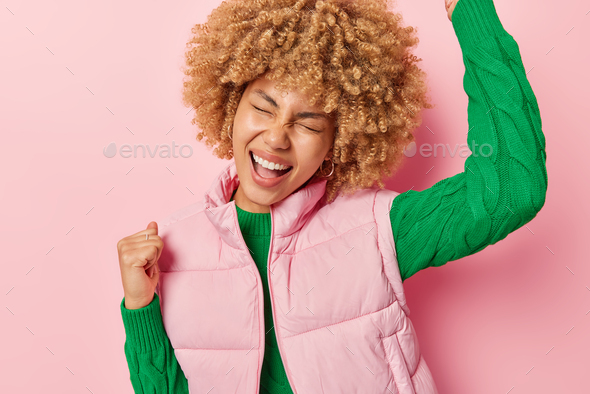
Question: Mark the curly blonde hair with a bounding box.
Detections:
[181,0,433,203]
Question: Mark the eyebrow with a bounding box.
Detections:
[253,88,330,120]
[254,89,279,109]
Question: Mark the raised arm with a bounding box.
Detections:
[120,293,189,393]
[390,0,548,281]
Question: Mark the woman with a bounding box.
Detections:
[117,0,548,392]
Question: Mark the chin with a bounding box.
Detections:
[248,187,287,207]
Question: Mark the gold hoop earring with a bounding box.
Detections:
[320,159,335,177]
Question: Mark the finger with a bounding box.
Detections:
[131,228,159,240]
[138,236,164,263]
[119,237,163,255]
[120,223,159,242]
[119,238,164,269]
[147,262,159,279]
[118,233,162,252]
[127,233,162,243]
[128,244,160,270]
[118,230,159,250]
[147,221,158,232]
[153,262,160,278]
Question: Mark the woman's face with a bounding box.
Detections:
[232,75,336,213]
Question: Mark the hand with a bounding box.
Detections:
[445,0,460,22]
[118,221,163,309]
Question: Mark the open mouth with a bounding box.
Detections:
[250,151,292,179]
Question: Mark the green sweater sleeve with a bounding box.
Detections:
[120,293,189,393]
[390,0,548,282]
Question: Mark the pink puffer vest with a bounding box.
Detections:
[155,160,439,393]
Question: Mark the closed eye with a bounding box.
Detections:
[300,124,320,133]
[252,105,270,114]
[253,105,320,132]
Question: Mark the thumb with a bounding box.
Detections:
[146,221,158,233]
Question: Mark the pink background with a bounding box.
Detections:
[1,0,588,392]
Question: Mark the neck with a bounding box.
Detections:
[232,186,270,213]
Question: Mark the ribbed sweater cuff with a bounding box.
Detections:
[452,0,508,48]
[120,293,168,353]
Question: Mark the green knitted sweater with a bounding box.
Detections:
[120,0,548,392]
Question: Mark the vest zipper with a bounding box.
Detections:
[267,205,298,393]
[232,202,266,394]
[251,251,266,394]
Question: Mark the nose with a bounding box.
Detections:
[262,122,291,150]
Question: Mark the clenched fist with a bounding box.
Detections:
[117,221,163,309]
[446,0,460,22]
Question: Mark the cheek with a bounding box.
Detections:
[232,116,256,147]
[295,136,329,163]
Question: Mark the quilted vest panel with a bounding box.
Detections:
[156,161,439,394]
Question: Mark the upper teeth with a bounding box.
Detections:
[252,153,291,171]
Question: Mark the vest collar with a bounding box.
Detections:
[203,161,327,247]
